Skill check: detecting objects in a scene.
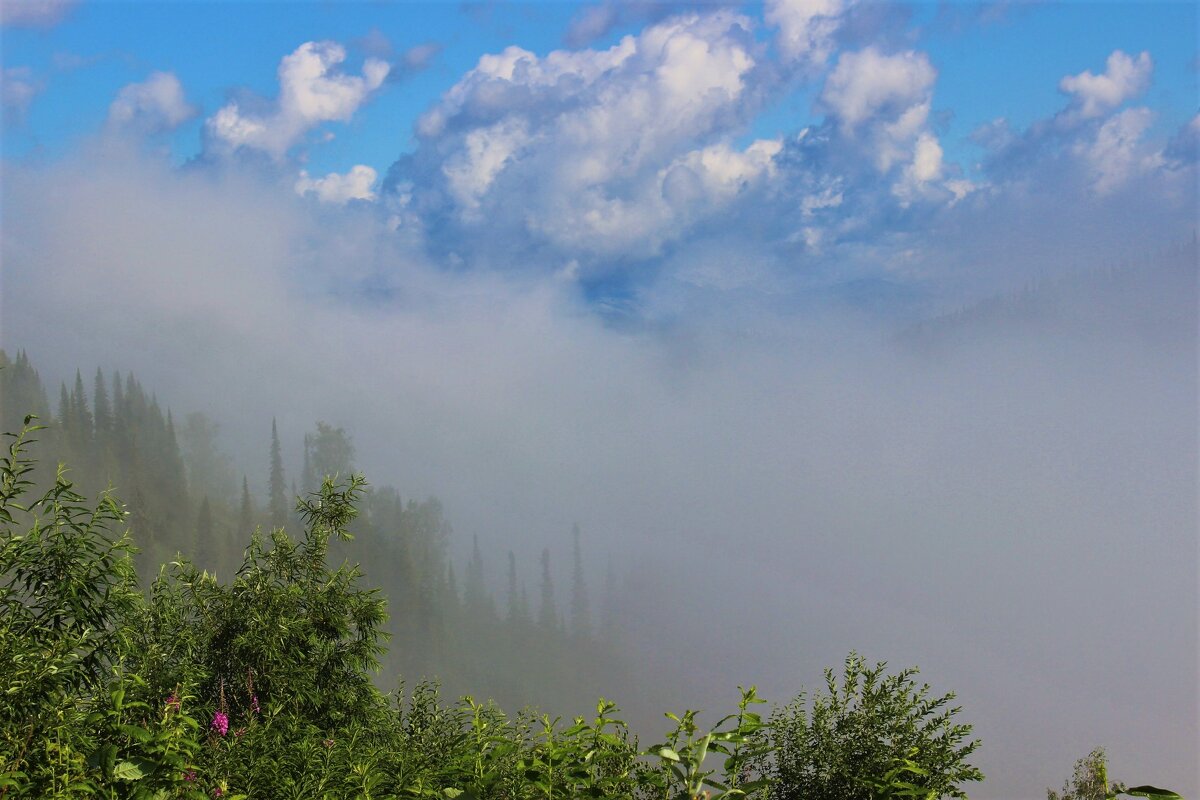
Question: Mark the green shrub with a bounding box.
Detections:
[758,652,983,800]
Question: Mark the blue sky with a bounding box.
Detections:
[4,1,1196,182]
[4,1,1196,318]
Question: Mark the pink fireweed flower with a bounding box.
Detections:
[182,770,196,783]
[210,711,229,736]
[166,693,180,712]
[250,693,260,714]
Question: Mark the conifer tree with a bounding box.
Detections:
[57,383,70,430]
[239,476,255,535]
[71,369,92,444]
[446,562,460,606]
[518,583,530,623]
[161,409,189,526]
[0,350,50,432]
[194,495,215,569]
[506,550,520,623]
[92,368,112,444]
[269,418,287,528]
[538,547,557,631]
[302,439,315,493]
[601,556,618,644]
[465,534,488,613]
[570,523,590,639]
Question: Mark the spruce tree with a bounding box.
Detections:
[71,369,92,444]
[194,496,215,570]
[601,556,618,644]
[269,418,287,528]
[57,383,70,430]
[506,550,520,623]
[92,368,112,444]
[570,523,591,639]
[465,534,488,613]
[238,476,255,535]
[538,547,557,631]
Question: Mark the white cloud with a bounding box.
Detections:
[765,0,848,69]
[441,118,530,215]
[0,0,74,27]
[399,11,768,260]
[1,66,40,125]
[205,41,389,160]
[1074,106,1161,195]
[295,165,378,204]
[108,72,196,134]
[892,131,944,204]
[821,47,936,131]
[819,46,945,194]
[672,138,783,195]
[1059,50,1152,121]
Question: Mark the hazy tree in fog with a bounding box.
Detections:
[601,557,618,644]
[506,550,521,623]
[465,534,491,615]
[70,370,92,450]
[239,476,255,535]
[181,412,235,501]
[269,418,288,528]
[304,422,355,488]
[92,368,112,445]
[538,547,557,632]
[193,496,215,569]
[570,524,590,639]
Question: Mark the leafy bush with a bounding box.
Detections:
[1048,748,1182,800]
[14,409,1180,800]
[758,652,983,800]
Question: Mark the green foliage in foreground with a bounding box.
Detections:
[757,654,982,800]
[1048,748,1183,800]
[0,414,1175,800]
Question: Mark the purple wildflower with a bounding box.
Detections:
[250,693,260,714]
[210,711,229,736]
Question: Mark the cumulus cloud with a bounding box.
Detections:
[820,46,935,131]
[205,41,389,160]
[295,164,378,204]
[1059,50,1152,122]
[765,0,848,70]
[390,11,771,264]
[815,45,948,202]
[108,72,196,134]
[1,66,41,126]
[972,51,1180,202]
[0,0,74,27]
[1073,106,1162,195]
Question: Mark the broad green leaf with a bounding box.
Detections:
[112,760,145,781]
[1123,787,1184,800]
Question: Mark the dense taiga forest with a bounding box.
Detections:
[0,348,635,717]
[0,348,1185,799]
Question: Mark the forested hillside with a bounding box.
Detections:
[0,349,632,715]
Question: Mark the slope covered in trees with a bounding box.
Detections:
[0,349,631,715]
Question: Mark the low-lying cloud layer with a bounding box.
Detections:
[3,4,1197,796]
